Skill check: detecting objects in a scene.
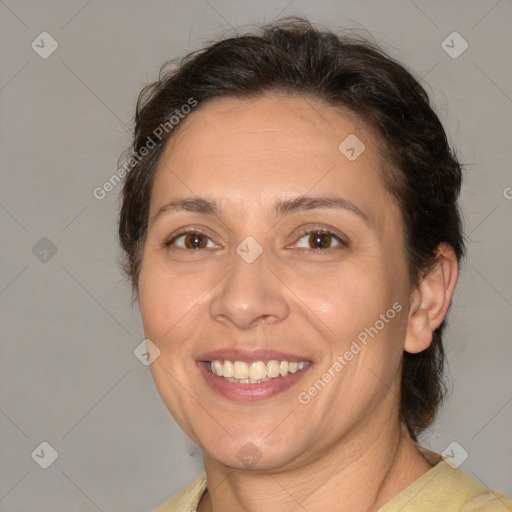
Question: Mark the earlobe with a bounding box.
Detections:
[404,243,459,354]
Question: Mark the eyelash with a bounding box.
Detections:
[162,230,217,250]
[290,228,347,251]
[162,227,348,252]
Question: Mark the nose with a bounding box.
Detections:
[209,251,290,329]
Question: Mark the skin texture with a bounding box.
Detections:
[138,95,459,512]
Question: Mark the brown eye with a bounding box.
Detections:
[166,231,216,250]
[294,230,343,250]
[309,232,334,249]
[294,229,347,250]
[183,233,208,249]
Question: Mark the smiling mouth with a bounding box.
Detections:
[206,359,310,383]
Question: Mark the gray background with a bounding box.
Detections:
[1,1,511,511]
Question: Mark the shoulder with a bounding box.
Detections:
[153,473,207,512]
[379,449,512,511]
[462,491,512,511]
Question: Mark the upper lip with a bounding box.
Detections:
[197,348,312,363]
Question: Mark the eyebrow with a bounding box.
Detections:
[274,196,370,224]
[149,195,371,227]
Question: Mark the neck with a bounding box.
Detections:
[199,417,431,512]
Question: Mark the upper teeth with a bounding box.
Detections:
[210,360,308,381]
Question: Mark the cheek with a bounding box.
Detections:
[298,261,408,388]
[295,265,390,336]
[138,262,207,343]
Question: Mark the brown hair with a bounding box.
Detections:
[118,17,465,440]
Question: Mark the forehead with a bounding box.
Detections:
[161,94,377,166]
[150,94,393,223]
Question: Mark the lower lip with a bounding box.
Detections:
[198,362,312,402]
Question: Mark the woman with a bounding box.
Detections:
[118,18,512,512]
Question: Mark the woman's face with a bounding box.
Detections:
[139,94,414,471]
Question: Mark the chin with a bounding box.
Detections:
[201,433,308,472]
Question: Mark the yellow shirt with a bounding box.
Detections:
[154,451,512,511]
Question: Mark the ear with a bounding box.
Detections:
[404,243,459,354]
